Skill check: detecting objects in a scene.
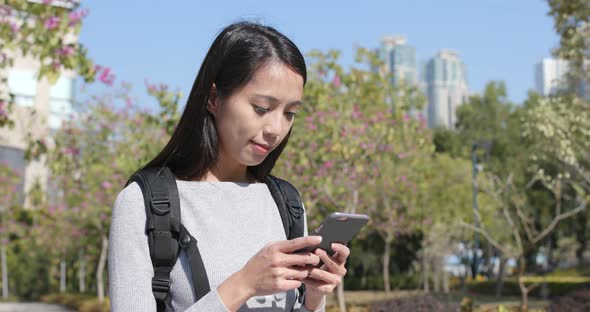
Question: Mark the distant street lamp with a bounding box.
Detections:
[471,142,491,280]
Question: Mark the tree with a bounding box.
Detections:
[0,0,96,129]
[461,170,586,311]
[275,47,430,310]
[45,81,180,301]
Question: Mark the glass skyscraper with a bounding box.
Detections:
[424,50,469,129]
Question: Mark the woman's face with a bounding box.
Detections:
[208,62,304,169]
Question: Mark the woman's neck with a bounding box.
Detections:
[204,162,255,183]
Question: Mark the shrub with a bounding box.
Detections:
[467,278,590,298]
[79,298,110,312]
[369,294,459,312]
[547,290,590,312]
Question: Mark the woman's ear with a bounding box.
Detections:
[207,84,218,116]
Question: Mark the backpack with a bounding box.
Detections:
[128,166,306,312]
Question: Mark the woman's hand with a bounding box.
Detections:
[302,243,350,310]
[217,236,322,311]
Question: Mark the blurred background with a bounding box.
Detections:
[0,1,588,311]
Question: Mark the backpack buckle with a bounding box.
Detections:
[152,277,171,293]
[151,198,171,215]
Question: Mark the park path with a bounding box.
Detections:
[0,303,74,312]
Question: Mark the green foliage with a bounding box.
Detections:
[41,293,108,312]
[467,278,590,298]
[0,1,95,128]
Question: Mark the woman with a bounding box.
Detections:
[108,21,349,312]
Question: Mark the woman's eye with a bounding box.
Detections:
[253,105,270,115]
[285,112,296,120]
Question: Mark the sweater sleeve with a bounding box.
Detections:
[108,182,230,312]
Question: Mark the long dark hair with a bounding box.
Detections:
[143,21,307,181]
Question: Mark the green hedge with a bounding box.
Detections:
[467,278,590,298]
[345,274,420,290]
[40,293,109,312]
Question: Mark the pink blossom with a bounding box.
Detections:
[322,161,334,169]
[398,175,407,183]
[304,116,314,123]
[42,0,52,4]
[68,9,89,26]
[51,59,61,70]
[100,213,108,221]
[332,75,341,88]
[10,22,19,33]
[45,16,60,30]
[101,181,113,189]
[308,124,317,130]
[57,45,74,57]
[397,152,408,159]
[98,67,115,85]
[63,147,79,156]
[403,114,411,122]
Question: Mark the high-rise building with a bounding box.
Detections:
[0,1,78,207]
[378,36,418,85]
[535,57,590,100]
[424,49,469,129]
[535,58,569,96]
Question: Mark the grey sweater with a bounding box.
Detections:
[108,180,325,312]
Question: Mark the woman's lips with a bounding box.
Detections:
[251,141,270,154]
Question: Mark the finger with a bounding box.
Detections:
[279,279,304,292]
[331,243,350,265]
[282,267,311,281]
[277,235,322,253]
[306,267,341,285]
[281,253,321,267]
[315,249,347,277]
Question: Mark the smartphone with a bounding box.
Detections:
[296,212,370,256]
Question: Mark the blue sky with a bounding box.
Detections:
[78,0,558,109]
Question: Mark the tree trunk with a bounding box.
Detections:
[383,233,392,293]
[422,256,430,293]
[486,244,495,278]
[576,209,587,266]
[336,281,346,312]
[495,256,506,298]
[443,268,449,294]
[1,244,7,299]
[97,235,108,302]
[517,257,529,312]
[79,249,86,293]
[60,257,66,293]
[433,256,441,293]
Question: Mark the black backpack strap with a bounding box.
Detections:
[263,175,306,302]
[179,224,210,301]
[128,167,184,311]
[263,175,305,239]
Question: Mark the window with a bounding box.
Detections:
[7,69,37,107]
[49,76,74,129]
[0,145,26,207]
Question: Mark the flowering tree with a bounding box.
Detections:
[45,81,180,301]
[0,0,96,128]
[0,163,24,298]
[275,47,432,309]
